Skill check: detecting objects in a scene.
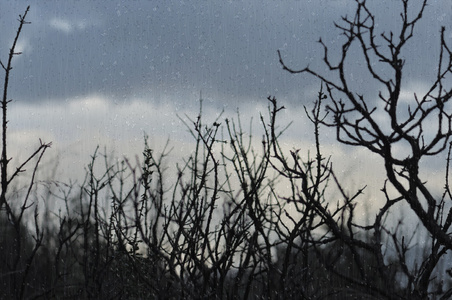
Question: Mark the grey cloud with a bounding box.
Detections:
[0,0,450,110]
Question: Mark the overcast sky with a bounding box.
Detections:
[1,0,452,193]
[2,0,447,105]
[3,0,348,106]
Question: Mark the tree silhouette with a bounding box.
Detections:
[278,0,452,298]
[2,1,452,299]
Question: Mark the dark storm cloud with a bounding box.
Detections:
[1,1,451,108]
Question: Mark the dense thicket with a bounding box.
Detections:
[2,1,452,299]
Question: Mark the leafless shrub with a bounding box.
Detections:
[3,1,452,299]
[278,0,452,298]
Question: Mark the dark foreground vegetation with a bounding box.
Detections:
[2,1,452,299]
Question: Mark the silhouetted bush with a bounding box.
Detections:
[2,1,452,299]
